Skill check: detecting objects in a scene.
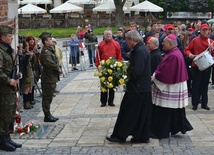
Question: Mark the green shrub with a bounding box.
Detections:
[18,27,120,38]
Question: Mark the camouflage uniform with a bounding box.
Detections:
[0,26,22,151]
[40,46,59,113]
[0,42,16,136]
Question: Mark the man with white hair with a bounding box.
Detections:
[151,34,193,139]
[95,29,122,107]
[106,30,152,143]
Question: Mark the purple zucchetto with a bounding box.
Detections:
[167,34,177,41]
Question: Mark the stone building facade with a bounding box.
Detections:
[0,0,18,48]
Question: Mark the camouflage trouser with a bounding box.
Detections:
[41,83,56,113]
[0,93,16,136]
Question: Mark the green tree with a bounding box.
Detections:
[146,0,214,18]
[149,0,213,12]
[114,0,126,27]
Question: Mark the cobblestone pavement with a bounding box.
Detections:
[1,40,214,155]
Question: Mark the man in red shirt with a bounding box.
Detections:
[184,24,214,110]
[95,29,122,107]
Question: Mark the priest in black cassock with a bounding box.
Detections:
[106,30,152,143]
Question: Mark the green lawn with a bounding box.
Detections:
[18,27,120,38]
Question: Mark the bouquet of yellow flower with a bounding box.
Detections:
[94,57,129,92]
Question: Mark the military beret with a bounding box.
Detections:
[39,32,52,40]
[0,26,13,36]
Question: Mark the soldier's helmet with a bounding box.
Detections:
[0,26,13,36]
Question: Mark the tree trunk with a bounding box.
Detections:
[114,0,126,27]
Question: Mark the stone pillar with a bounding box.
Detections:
[0,0,19,51]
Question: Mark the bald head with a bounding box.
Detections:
[146,37,159,52]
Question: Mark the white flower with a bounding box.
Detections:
[101,60,105,65]
[110,65,113,68]
[123,75,127,79]
[98,65,102,70]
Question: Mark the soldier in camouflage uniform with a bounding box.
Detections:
[0,26,22,151]
[39,32,61,122]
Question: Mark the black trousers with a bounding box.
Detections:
[191,67,211,107]
[100,88,114,105]
[88,49,95,65]
[211,64,214,84]
[185,57,192,93]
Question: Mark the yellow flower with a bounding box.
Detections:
[106,59,111,65]
[101,87,107,92]
[107,69,112,74]
[117,62,122,67]
[100,77,105,82]
[108,76,113,82]
[98,72,102,77]
[108,83,113,88]
[94,71,99,76]
[119,78,124,84]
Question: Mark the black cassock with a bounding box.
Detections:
[110,41,152,142]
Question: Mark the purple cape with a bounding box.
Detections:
[155,47,188,84]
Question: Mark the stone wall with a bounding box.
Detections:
[0,0,9,25]
[0,0,19,27]
[0,0,19,49]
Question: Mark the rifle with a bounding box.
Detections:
[12,16,22,80]
[12,54,22,80]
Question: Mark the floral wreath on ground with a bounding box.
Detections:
[10,111,40,135]
[94,57,129,92]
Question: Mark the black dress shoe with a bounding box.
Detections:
[131,138,150,143]
[192,105,198,110]
[106,136,125,143]
[108,103,115,107]
[54,90,60,93]
[9,140,22,148]
[0,142,16,151]
[101,104,106,107]
[151,134,158,139]
[44,115,59,122]
[201,105,210,110]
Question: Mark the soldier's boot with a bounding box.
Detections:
[23,94,33,110]
[0,135,16,151]
[30,86,36,105]
[7,134,22,148]
[44,111,59,122]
